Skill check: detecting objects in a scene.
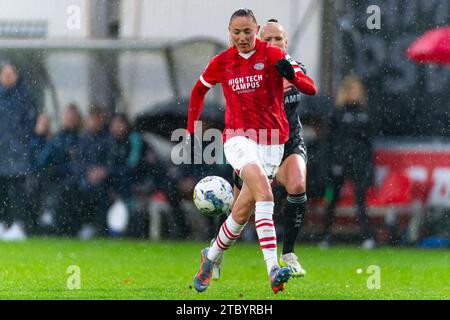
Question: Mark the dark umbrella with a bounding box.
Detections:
[134,99,225,139]
[406,26,450,65]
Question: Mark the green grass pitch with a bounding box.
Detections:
[0,239,448,300]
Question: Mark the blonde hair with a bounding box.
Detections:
[335,75,367,108]
[259,18,287,39]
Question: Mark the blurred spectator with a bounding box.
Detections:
[300,95,333,201]
[35,103,83,236]
[0,62,38,241]
[165,163,195,239]
[77,105,114,238]
[27,112,52,234]
[320,75,376,249]
[31,113,52,153]
[108,113,148,236]
[109,113,144,201]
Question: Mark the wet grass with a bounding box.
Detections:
[0,238,448,300]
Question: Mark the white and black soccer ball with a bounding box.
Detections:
[193,176,234,217]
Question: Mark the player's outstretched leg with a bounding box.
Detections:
[193,248,214,292]
[194,214,246,291]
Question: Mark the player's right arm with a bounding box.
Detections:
[187,56,221,134]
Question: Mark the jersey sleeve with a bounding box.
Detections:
[284,53,305,75]
[187,80,210,134]
[187,55,221,133]
[267,46,305,75]
[268,45,317,95]
[199,55,220,89]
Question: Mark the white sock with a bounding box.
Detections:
[255,201,279,274]
[207,215,246,262]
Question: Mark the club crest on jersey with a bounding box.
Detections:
[254,63,265,70]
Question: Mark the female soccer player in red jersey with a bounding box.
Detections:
[187,8,317,294]
[213,18,310,281]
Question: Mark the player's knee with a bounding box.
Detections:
[285,177,306,195]
[231,206,253,225]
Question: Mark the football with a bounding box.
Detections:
[193,176,234,217]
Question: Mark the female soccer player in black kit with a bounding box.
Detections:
[212,19,309,279]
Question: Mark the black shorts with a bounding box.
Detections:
[232,170,243,191]
[282,135,307,163]
[232,137,308,190]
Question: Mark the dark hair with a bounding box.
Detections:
[66,102,81,119]
[267,18,279,23]
[88,103,107,119]
[111,112,131,127]
[229,8,257,26]
[64,102,83,129]
[66,102,80,112]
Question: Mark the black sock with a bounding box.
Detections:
[282,193,307,255]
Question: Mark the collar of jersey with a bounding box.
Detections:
[233,38,261,59]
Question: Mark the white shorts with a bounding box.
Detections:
[223,136,284,180]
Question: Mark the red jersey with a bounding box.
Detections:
[188,38,315,145]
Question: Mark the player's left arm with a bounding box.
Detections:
[272,49,317,95]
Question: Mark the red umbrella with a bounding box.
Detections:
[406,26,450,65]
